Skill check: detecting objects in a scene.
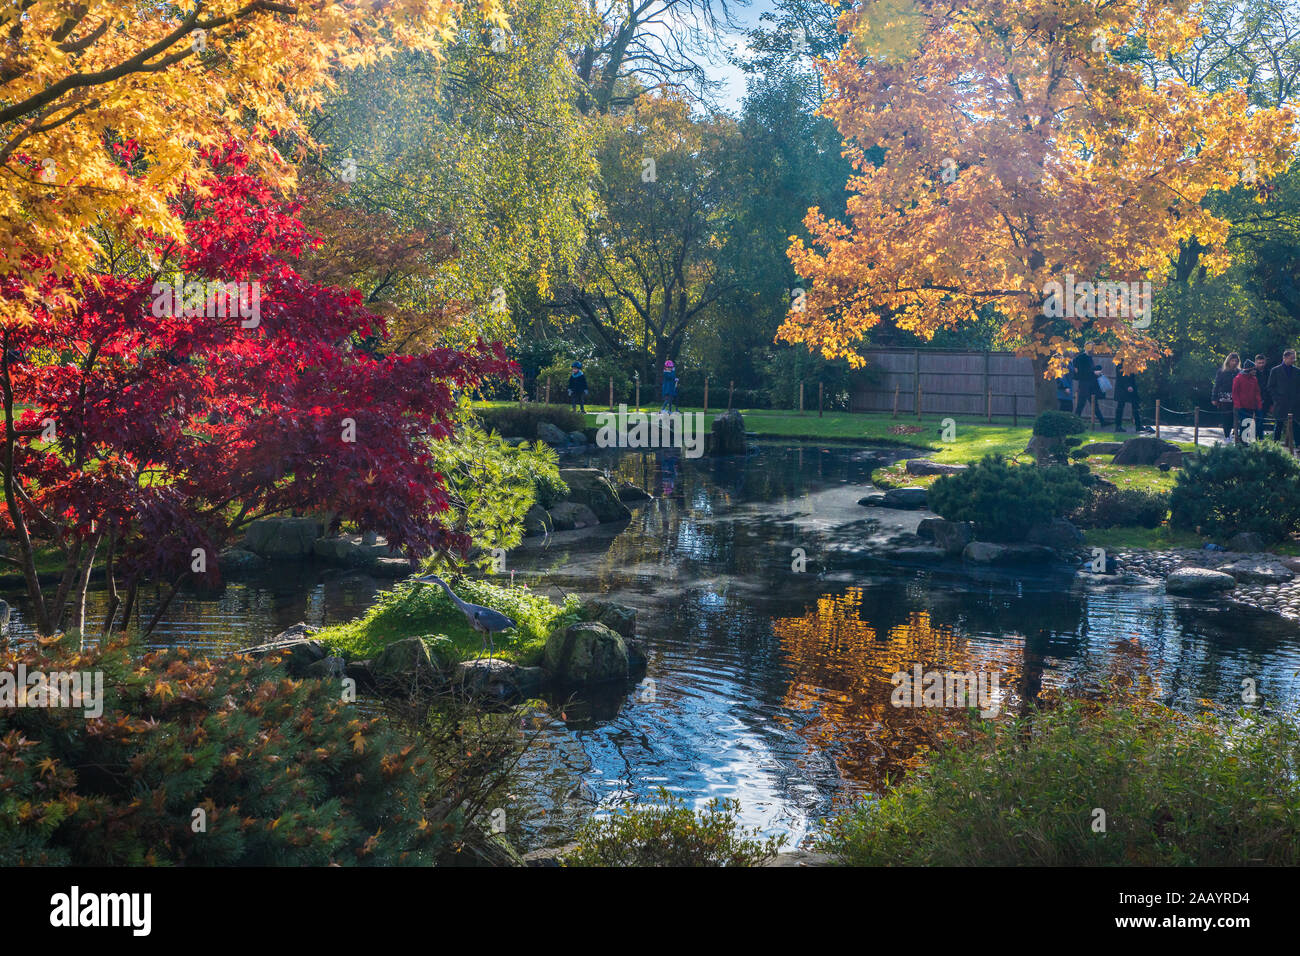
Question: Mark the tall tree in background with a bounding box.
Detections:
[779,0,1297,409]
[551,93,740,388]
[308,0,598,350]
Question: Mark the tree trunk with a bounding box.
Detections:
[1031,353,1057,413]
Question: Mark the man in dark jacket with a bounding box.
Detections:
[567,361,589,413]
[1072,345,1108,427]
[1267,349,1300,443]
[1112,358,1150,433]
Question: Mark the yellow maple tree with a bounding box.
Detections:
[0,0,508,322]
[781,0,1298,406]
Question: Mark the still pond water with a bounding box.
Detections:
[8,443,1300,850]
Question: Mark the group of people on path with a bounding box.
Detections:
[1057,344,1155,434]
[565,359,679,414]
[1213,349,1300,444]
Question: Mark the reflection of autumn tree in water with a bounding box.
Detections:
[773,588,1027,793]
[772,588,1171,795]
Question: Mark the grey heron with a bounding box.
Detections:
[413,574,515,659]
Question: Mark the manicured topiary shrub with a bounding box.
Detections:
[1032,411,1088,438]
[0,636,457,866]
[562,788,786,867]
[927,455,1089,542]
[1169,441,1300,543]
[1073,488,1169,529]
[476,405,585,440]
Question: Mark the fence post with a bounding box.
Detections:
[1155,399,1161,439]
[799,381,804,415]
[893,385,900,418]
[913,348,921,420]
[608,378,614,410]
[545,378,551,405]
[728,380,735,411]
[818,382,824,418]
[703,377,709,414]
[1193,407,1199,448]
[1012,398,1017,428]
[986,387,992,423]
[634,377,640,411]
[518,375,525,408]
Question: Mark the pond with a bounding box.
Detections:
[7,442,1300,851]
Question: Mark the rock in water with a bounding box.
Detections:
[711,411,747,455]
[536,421,568,446]
[543,621,630,685]
[1165,567,1237,595]
[904,458,968,476]
[557,469,632,522]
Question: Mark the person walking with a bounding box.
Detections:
[567,361,589,413]
[660,359,679,414]
[1232,358,1264,444]
[1213,353,1240,440]
[1072,344,1108,427]
[1267,349,1300,445]
[1112,358,1150,433]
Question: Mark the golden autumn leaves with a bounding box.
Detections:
[779,0,1299,378]
[0,0,510,324]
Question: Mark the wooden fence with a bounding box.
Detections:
[850,347,1119,420]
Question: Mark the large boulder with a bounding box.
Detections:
[372,636,447,693]
[1111,436,1180,466]
[882,487,929,510]
[1077,442,1124,456]
[543,621,631,685]
[453,659,545,701]
[547,502,601,531]
[1221,559,1294,585]
[373,557,416,578]
[566,431,588,446]
[711,410,747,455]
[1166,567,1237,595]
[522,504,553,537]
[1227,531,1267,553]
[558,468,632,523]
[1155,450,1184,470]
[1025,518,1085,551]
[313,535,377,568]
[242,517,324,559]
[916,518,973,556]
[580,600,638,638]
[240,623,325,676]
[617,481,653,503]
[904,458,968,477]
[219,548,268,575]
[963,542,1056,564]
[536,421,568,446]
[1025,435,1067,464]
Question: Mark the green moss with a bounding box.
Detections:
[317,576,583,665]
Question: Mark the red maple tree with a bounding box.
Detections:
[1,140,514,636]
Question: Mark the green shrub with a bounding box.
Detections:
[1073,488,1169,529]
[927,455,1089,541]
[318,577,583,664]
[532,469,569,510]
[1169,441,1300,543]
[1032,410,1088,437]
[818,700,1300,866]
[430,426,564,561]
[475,405,585,440]
[0,636,457,865]
[562,789,786,866]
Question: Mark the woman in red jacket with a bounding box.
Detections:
[1232,361,1264,444]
